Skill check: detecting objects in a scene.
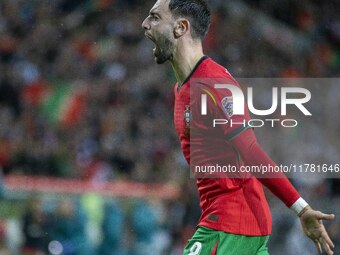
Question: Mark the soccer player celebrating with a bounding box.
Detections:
[142,0,335,254]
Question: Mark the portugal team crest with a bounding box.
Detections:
[184,105,191,137]
[221,96,233,118]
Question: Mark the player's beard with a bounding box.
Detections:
[153,32,175,64]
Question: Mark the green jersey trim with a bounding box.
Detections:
[177,55,209,91]
[226,125,251,142]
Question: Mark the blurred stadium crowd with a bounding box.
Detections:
[0,0,339,254]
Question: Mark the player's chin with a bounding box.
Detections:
[155,57,165,64]
[154,53,169,64]
[153,47,171,64]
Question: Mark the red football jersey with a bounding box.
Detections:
[174,56,300,236]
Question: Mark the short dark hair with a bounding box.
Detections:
[169,0,210,39]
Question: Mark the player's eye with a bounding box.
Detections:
[150,14,160,21]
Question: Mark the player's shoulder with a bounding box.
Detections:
[202,58,234,79]
[194,58,239,91]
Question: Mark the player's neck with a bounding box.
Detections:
[170,41,204,85]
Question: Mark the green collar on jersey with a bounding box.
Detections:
[177,55,209,91]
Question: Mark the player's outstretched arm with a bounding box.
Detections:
[231,128,335,254]
[299,205,335,255]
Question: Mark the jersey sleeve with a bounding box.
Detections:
[231,127,301,207]
[204,77,252,141]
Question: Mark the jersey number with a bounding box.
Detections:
[188,242,202,255]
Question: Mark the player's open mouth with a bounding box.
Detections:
[145,33,157,53]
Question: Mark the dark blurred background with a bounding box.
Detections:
[0,0,339,254]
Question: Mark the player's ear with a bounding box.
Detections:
[174,19,189,38]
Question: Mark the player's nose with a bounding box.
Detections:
[142,17,150,30]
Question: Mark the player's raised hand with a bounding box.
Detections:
[299,205,335,255]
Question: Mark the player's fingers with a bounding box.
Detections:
[314,240,322,254]
[321,231,335,248]
[319,237,334,255]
